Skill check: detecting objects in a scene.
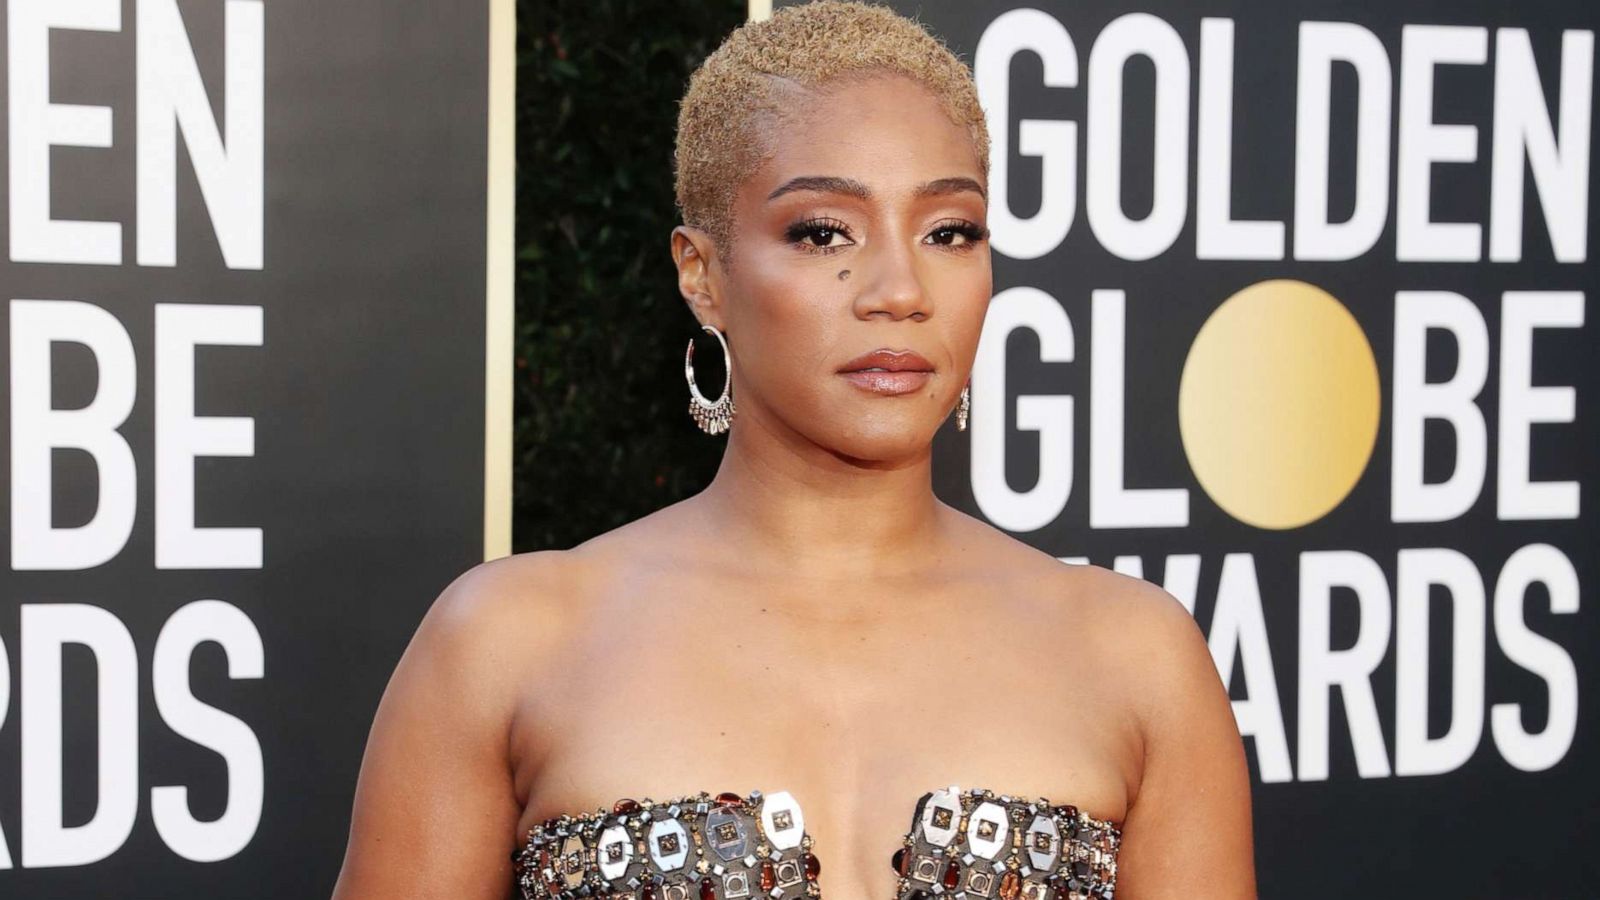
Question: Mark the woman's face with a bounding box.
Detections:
[678,72,992,464]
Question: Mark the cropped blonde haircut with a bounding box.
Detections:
[673,0,990,264]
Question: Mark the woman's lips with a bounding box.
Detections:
[836,348,936,394]
[837,369,934,395]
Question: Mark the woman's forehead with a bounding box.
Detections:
[742,77,986,204]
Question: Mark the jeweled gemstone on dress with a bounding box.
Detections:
[941,858,961,889]
[758,791,805,851]
[758,859,775,892]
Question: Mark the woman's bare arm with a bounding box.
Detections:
[331,558,537,899]
[1110,575,1258,899]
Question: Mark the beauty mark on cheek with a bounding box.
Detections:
[837,269,851,281]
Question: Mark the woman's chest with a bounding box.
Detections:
[507,598,1138,899]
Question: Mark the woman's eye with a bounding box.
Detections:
[804,226,844,248]
[785,218,853,253]
[926,222,989,248]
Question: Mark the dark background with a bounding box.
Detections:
[0,0,489,896]
[514,0,745,552]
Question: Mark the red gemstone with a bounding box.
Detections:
[639,882,657,900]
[999,871,1021,900]
[942,860,961,890]
[804,852,821,881]
[891,848,909,876]
[715,792,743,807]
[614,798,641,815]
[760,861,776,892]
[700,877,717,900]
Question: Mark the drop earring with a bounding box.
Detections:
[956,382,970,432]
[686,323,735,435]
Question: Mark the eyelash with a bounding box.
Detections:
[783,217,990,256]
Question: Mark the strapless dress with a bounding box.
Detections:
[513,785,1122,900]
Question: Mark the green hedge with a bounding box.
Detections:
[514,0,747,551]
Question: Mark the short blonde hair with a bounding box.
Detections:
[673,0,990,262]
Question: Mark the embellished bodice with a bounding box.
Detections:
[513,786,1122,900]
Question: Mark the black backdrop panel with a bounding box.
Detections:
[0,0,490,896]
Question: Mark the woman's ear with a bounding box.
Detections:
[670,225,724,327]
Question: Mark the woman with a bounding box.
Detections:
[331,3,1256,899]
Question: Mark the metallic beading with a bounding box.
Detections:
[512,786,1121,900]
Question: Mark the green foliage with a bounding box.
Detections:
[514,0,746,551]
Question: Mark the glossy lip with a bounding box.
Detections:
[836,348,936,374]
[836,348,936,396]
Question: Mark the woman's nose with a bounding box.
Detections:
[851,238,930,321]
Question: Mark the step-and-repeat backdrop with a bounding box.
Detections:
[0,0,511,896]
[769,0,1597,895]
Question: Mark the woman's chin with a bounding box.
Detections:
[822,421,940,464]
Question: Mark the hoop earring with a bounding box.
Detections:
[686,323,735,435]
[956,382,970,432]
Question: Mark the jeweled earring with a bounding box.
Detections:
[686,323,735,435]
[956,381,970,431]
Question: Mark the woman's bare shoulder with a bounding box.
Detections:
[944,503,1187,603]
[404,548,605,676]
[1054,561,1196,636]
[943,505,1208,681]
[418,503,690,653]
[1043,561,1232,790]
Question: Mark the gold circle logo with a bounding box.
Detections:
[1178,279,1380,530]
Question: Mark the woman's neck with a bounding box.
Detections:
[693,405,946,582]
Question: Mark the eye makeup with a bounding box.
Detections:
[781,216,989,256]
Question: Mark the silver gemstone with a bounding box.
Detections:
[707,808,754,862]
[647,819,691,872]
[920,789,961,848]
[966,802,1008,860]
[759,791,805,851]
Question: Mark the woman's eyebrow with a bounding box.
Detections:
[918,176,986,201]
[767,175,870,202]
[766,175,986,203]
